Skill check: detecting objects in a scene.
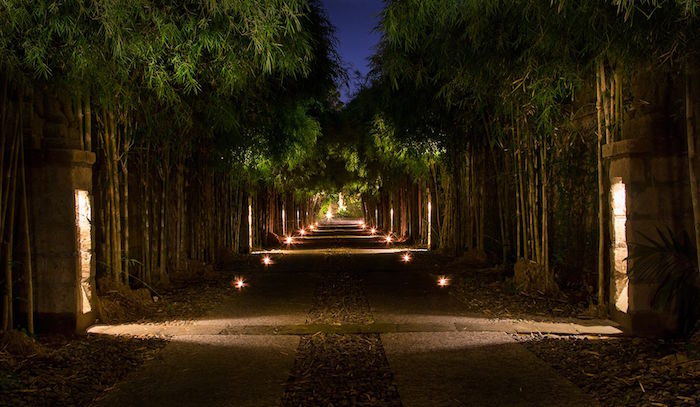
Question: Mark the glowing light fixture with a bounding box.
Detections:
[361,222,366,229]
[611,179,628,313]
[385,235,392,244]
[438,276,450,287]
[309,225,315,231]
[299,229,306,236]
[285,236,293,245]
[370,228,376,235]
[76,190,93,314]
[315,222,319,227]
[262,256,272,266]
[233,277,246,290]
[402,253,411,263]
[326,210,332,220]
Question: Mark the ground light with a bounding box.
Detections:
[308,225,315,231]
[385,235,392,244]
[232,277,246,290]
[285,236,293,245]
[438,276,450,287]
[360,222,366,229]
[370,227,376,235]
[262,256,272,266]
[402,253,411,263]
[299,229,306,236]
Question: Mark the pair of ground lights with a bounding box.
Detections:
[398,252,449,287]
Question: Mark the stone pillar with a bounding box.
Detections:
[29,89,97,333]
[602,67,692,335]
[604,137,692,333]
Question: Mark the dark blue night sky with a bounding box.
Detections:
[321,0,384,103]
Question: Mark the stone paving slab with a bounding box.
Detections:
[89,317,623,337]
[96,335,298,407]
[382,331,599,407]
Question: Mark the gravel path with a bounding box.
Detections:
[282,263,402,406]
[281,333,401,406]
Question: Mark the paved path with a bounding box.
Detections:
[94,220,615,406]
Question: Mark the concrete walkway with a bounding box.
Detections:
[93,220,612,406]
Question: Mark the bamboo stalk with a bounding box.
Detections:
[176,159,183,270]
[19,117,33,334]
[596,60,607,314]
[110,113,122,284]
[541,141,550,287]
[84,95,91,152]
[479,152,485,251]
[616,71,623,140]
[601,62,612,144]
[103,116,117,282]
[1,105,15,246]
[610,75,615,143]
[77,95,84,151]
[120,122,129,286]
[685,67,700,282]
[3,112,20,330]
[430,162,441,232]
[516,114,528,260]
[1,79,8,238]
[143,147,151,284]
[159,170,167,284]
[528,132,540,264]
[491,144,507,262]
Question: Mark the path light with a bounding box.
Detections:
[299,229,306,236]
[308,224,315,231]
[370,227,376,235]
[262,256,272,266]
[361,222,366,229]
[438,276,450,287]
[402,253,411,263]
[232,277,246,290]
[385,235,392,244]
[285,236,293,245]
[315,222,319,227]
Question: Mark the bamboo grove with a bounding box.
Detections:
[346,0,699,309]
[0,0,342,332]
[0,0,699,333]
